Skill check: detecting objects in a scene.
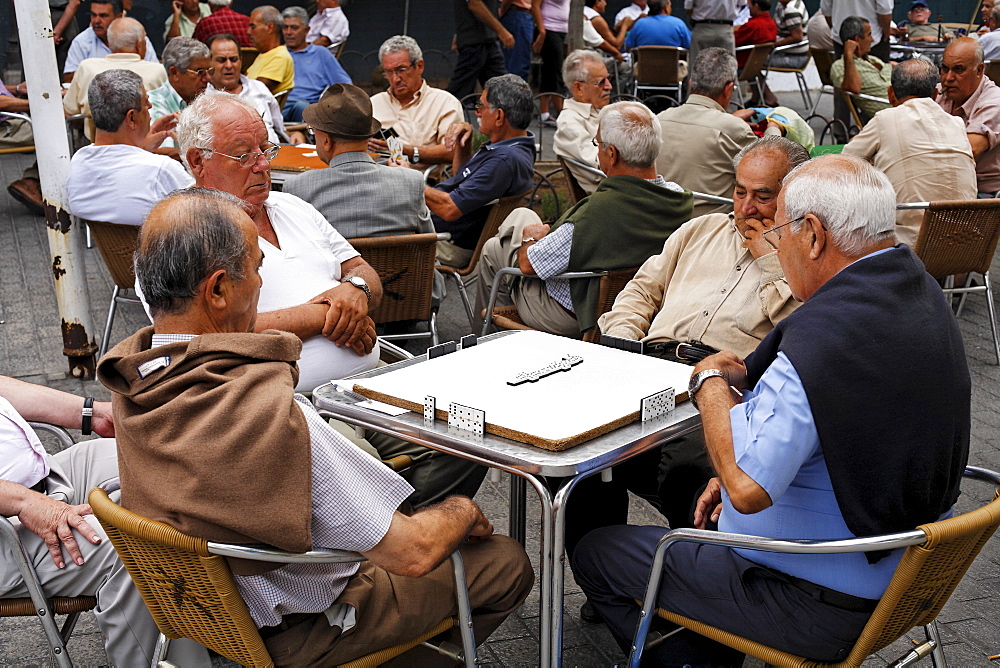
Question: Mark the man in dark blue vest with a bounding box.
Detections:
[572,154,971,664]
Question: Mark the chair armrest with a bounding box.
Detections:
[773,40,809,53]
[379,339,415,361]
[561,155,608,181]
[26,422,75,452]
[734,44,755,52]
[0,112,31,125]
[0,516,55,613]
[436,232,452,242]
[897,202,930,210]
[691,191,733,205]
[207,543,367,564]
[843,90,890,105]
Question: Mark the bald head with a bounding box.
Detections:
[107,16,145,53]
[945,36,985,67]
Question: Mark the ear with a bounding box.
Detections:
[496,106,507,127]
[187,147,208,178]
[887,85,897,106]
[805,214,827,260]
[203,268,230,311]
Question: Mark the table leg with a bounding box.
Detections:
[512,472,554,668]
[509,474,527,545]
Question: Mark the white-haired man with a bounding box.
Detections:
[368,35,464,170]
[574,154,970,664]
[475,100,693,338]
[148,36,212,122]
[192,0,252,46]
[554,49,613,194]
[62,0,157,83]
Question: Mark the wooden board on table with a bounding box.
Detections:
[351,331,693,451]
[270,145,328,172]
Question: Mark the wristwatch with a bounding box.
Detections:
[409,146,421,164]
[521,236,537,244]
[687,369,726,410]
[347,275,371,302]
[81,397,94,436]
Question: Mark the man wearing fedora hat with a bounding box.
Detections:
[284,84,446,301]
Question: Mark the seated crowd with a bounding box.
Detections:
[0,1,990,664]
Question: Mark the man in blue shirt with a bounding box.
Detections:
[572,154,970,664]
[280,6,351,122]
[624,0,691,49]
[417,73,536,267]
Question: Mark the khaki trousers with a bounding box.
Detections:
[474,208,580,338]
[436,239,474,268]
[263,535,534,667]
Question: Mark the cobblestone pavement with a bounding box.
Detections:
[3,100,1000,666]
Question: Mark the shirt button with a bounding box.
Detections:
[720,288,726,293]
[736,266,741,271]
[703,311,709,316]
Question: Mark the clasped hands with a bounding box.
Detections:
[307,283,377,356]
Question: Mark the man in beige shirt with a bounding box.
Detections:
[843,58,976,246]
[554,49,611,195]
[655,47,780,219]
[368,35,464,171]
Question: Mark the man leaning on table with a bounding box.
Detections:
[573,154,970,664]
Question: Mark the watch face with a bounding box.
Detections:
[350,276,366,288]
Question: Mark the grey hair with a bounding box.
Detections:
[93,0,123,15]
[163,36,211,72]
[992,4,1000,23]
[781,155,896,257]
[484,74,533,130]
[89,69,144,132]
[136,188,250,317]
[252,5,283,32]
[891,57,939,99]
[839,16,869,44]
[733,135,810,173]
[562,49,605,88]
[207,0,231,6]
[177,91,261,169]
[281,6,309,23]
[689,48,737,98]
[598,101,662,167]
[378,35,422,64]
[107,16,144,52]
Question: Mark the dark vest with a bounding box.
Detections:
[745,246,970,552]
[550,175,692,332]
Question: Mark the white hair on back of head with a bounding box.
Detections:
[177,91,261,169]
[597,101,662,168]
[781,155,896,257]
[562,49,604,88]
[107,17,144,52]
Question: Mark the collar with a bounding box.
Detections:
[685,94,726,113]
[151,333,197,348]
[563,97,600,119]
[391,79,430,110]
[481,132,535,151]
[106,53,142,62]
[329,150,376,167]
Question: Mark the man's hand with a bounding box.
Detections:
[308,283,371,348]
[741,216,776,258]
[694,351,748,392]
[693,477,723,529]
[843,38,859,59]
[92,401,115,438]
[465,503,494,542]
[731,108,756,122]
[18,494,101,569]
[172,0,183,15]
[349,317,378,356]
[498,27,516,49]
[142,111,180,152]
[532,29,546,54]
[521,222,550,243]
[367,137,389,153]
[444,121,475,153]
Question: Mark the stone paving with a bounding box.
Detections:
[3,96,1000,666]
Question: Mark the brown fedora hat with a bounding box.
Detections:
[302,83,382,140]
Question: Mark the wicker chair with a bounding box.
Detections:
[733,43,774,108]
[86,220,142,360]
[910,199,1000,364]
[558,156,604,204]
[986,60,1000,87]
[481,266,640,343]
[436,190,529,329]
[240,47,259,73]
[632,46,687,103]
[88,488,477,668]
[347,232,445,346]
[0,423,94,668]
[628,466,1000,668]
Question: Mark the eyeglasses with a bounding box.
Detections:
[762,215,806,240]
[201,143,280,167]
[186,67,216,77]
[384,63,415,78]
[591,137,609,147]
[475,101,496,113]
[939,63,970,75]
[581,76,611,87]
[214,56,241,64]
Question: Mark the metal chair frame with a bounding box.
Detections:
[808,48,838,117]
[480,267,608,338]
[762,40,812,109]
[0,111,35,154]
[733,43,774,108]
[840,89,890,130]
[628,466,1000,668]
[631,46,688,104]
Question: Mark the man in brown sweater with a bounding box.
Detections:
[97,188,533,666]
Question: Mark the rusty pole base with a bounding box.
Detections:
[62,320,98,379]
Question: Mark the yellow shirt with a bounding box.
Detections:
[247,45,294,96]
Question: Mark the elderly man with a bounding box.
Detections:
[207,33,287,144]
[246,5,294,96]
[369,36,465,170]
[62,0,157,83]
[475,101,693,338]
[936,36,1000,197]
[176,93,483,506]
[830,16,892,119]
[164,0,211,41]
[192,0,252,46]
[280,6,351,123]
[149,37,212,122]
[423,74,536,267]
[0,376,210,666]
[68,70,193,226]
[307,0,350,47]
[844,58,976,245]
[656,48,780,219]
[554,50,611,195]
[899,1,952,42]
[63,17,167,140]
[573,154,970,664]
[98,189,532,667]
[624,0,691,49]
[979,5,1000,60]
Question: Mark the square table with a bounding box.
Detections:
[312,331,701,667]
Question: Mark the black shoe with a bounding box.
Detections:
[580,600,603,624]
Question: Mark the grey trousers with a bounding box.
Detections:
[474,208,580,338]
[690,23,736,63]
[0,438,211,667]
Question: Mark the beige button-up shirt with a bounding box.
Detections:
[554,98,602,194]
[598,212,797,358]
[655,95,756,220]
[936,74,1000,194]
[843,97,976,246]
[370,80,464,168]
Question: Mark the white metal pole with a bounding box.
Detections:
[13,0,98,378]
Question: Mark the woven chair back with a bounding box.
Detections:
[633,46,683,86]
[348,232,438,324]
[240,47,259,73]
[453,191,529,276]
[86,221,140,290]
[986,60,1000,87]
[558,157,589,204]
[88,489,274,668]
[913,200,1000,278]
[582,266,641,343]
[738,43,775,82]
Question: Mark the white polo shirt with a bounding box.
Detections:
[0,398,49,489]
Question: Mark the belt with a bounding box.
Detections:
[694,18,733,25]
[510,5,530,11]
[785,574,880,613]
[645,341,719,365]
[258,612,318,639]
